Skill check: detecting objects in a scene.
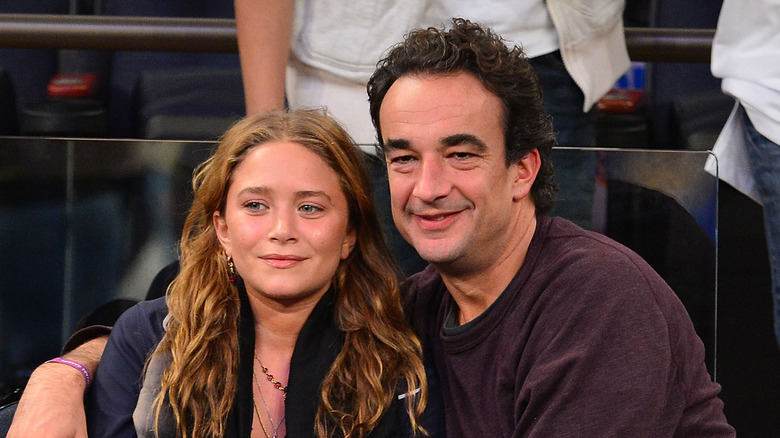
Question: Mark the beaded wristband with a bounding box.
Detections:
[44,357,92,388]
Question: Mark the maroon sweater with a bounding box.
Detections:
[406,215,735,437]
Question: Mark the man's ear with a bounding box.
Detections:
[512,149,541,202]
[341,228,357,260]
[213,211,231,254]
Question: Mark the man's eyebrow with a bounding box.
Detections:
[384,138,412,151]
[441,133,488,152]
[385,134,488,152]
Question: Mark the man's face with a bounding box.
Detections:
[379,72,531,273]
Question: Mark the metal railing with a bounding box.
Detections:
[0,14,715,63]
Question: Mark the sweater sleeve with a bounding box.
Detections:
[85,298,167,437]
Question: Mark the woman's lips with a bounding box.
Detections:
[261,254,305,268]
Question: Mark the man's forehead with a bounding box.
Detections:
[379,73,505,151]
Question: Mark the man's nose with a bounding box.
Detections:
[412,157,451,202]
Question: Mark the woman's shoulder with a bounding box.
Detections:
[113,297,168,340]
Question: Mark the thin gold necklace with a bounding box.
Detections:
[252,395,272,438]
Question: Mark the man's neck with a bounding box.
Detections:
[439,212,537,325]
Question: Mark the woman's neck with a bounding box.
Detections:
[247,290,324,356]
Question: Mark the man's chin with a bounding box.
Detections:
[412,241,461,266]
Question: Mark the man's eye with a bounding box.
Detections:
[450,152,474,160]
[389,155,415,165]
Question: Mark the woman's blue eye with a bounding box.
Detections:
[245,201,267,211]
[300,204,323,214]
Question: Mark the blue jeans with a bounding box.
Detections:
[742,110,780,348]
[531,51,597,229]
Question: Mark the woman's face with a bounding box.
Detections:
[214,140,356,306]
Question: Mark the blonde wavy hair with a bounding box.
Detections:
[151,109,428,437]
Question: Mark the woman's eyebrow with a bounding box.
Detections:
[294,190,333,203]
[236,186,268,197]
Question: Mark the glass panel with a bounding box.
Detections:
[551,147,718,377]
[0,138,718,391]
[1,137,70,392]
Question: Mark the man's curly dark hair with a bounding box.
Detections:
[367,18,558,213]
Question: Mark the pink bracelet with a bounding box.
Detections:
[44,357,92,388]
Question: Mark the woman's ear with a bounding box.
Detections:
[512,149,541,202]
[340,229,357,260]
[213,211,231,253]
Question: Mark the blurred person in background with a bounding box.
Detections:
[709,0,780,349]
[235,0,631,229]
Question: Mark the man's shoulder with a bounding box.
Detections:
[536,216,676,312]
[543,216,653,274]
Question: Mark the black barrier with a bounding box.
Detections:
[0,14,713,62]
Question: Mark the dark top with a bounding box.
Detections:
[405,215,735,438]
[86,279,435,437]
